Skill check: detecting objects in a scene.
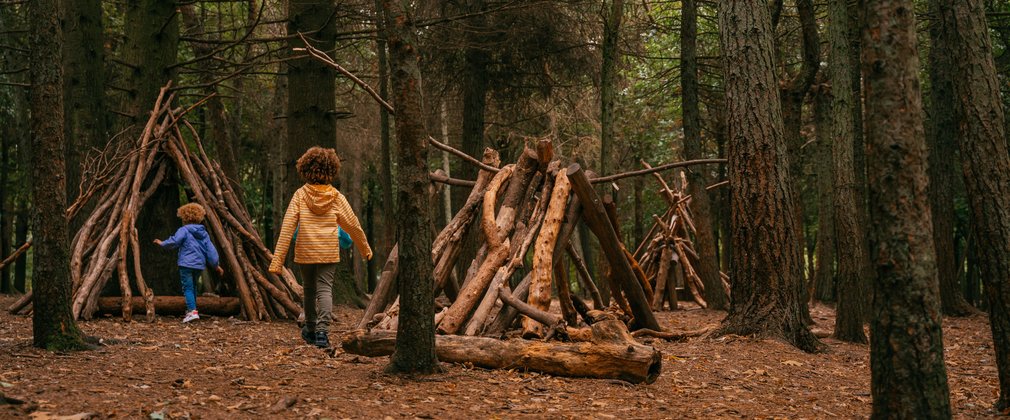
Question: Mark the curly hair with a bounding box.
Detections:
[296,147,341,185]
[177,203,207,225]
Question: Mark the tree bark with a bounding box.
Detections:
[0,133,9,294]
[29,0,88,350]
[941,0,1010,410]
[382,0,439,374]
[862,0,952,416]
[828,0,869,344]
[374,0,395,273]
[599,0,623,179]
[123,0,180,296]
[812,90,835,303]
[680,0,725,310]
[62,0,107,230]
[926,0,976,317]
[714,0,822,353]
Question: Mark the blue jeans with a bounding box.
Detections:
[179,267,201,312]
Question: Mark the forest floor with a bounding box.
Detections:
[0,296,1001,419]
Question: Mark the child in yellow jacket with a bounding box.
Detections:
[269,147,372,348]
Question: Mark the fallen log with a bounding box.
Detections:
[343,318,661,384]
[96,296,240,316]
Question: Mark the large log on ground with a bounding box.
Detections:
[343,319,661,384]
[567,164,660,330]
[97,296,240,316]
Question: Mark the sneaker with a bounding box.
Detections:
[182,310,200,323]
[314,331,329,348]
[301,326,315,345]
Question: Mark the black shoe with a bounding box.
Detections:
[301,326,315,345]
[314,331,330,348]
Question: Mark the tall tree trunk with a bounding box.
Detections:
[286,0,336,200]
[123,0,181,296]
[14,210,28,293]
[812,89,835,303]
[861,0,951,416]
[941,0,1010,410]
[779,0,820,325]
[828,0,869,343]
[600,0,623,179]
[849,0,873,322]
[29,0,87,350]
[1,132,9,294]
[926,0,976,317]
[179,4,241,200]
[681,0,725,310]
[62,0,107,230]
[714,0,822,353]
[382,0,438,374]
[374,0,395,272]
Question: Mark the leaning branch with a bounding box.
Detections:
[296,32,394,113]
[589,159,727,184]
[0,240,31,272]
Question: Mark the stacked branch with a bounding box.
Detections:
[633,166,730,310]
[9,83,302,321]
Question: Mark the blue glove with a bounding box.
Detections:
[338,227,353,250]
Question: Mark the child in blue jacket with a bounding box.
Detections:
[155,203,224,323]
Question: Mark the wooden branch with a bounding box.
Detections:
[296,32,394,113]
[568,164,660,331]
[0,240,31,271]
[523,169,571,338]
[589,158,726,184]
[428,136,501,173]
[429,171,476,187]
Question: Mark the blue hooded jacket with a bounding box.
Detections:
[159,224,220,270]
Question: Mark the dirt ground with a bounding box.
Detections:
[0,296,1001,419]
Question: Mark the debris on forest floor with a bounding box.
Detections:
[0,296,1001,418]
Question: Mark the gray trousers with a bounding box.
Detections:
[299,263,337,332]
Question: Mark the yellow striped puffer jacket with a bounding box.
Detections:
[269,184,372,273]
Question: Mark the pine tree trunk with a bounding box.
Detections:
[383,0,438,374]
[285,0,336,200]
[828,0,869,343]
[941,0,1010,410]
[62,0,107,230]
[812,90,835,304]
[848,0,873,323]
[600,0,623,179]
[29,0,87,350]
[374,0,395,273]
[123,0,180,296]
[1,133,9,294]
[714,0,822,353]
[14,210,27,293]
[926,0,976,317]
[680,0,724,310]
[861,0,951,416]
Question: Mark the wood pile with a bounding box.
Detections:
[632,165,731,310]
[340,139,730,382]
[7,83,303,321]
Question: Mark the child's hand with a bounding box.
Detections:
[153,239,163,246]
[215,266,224,276]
